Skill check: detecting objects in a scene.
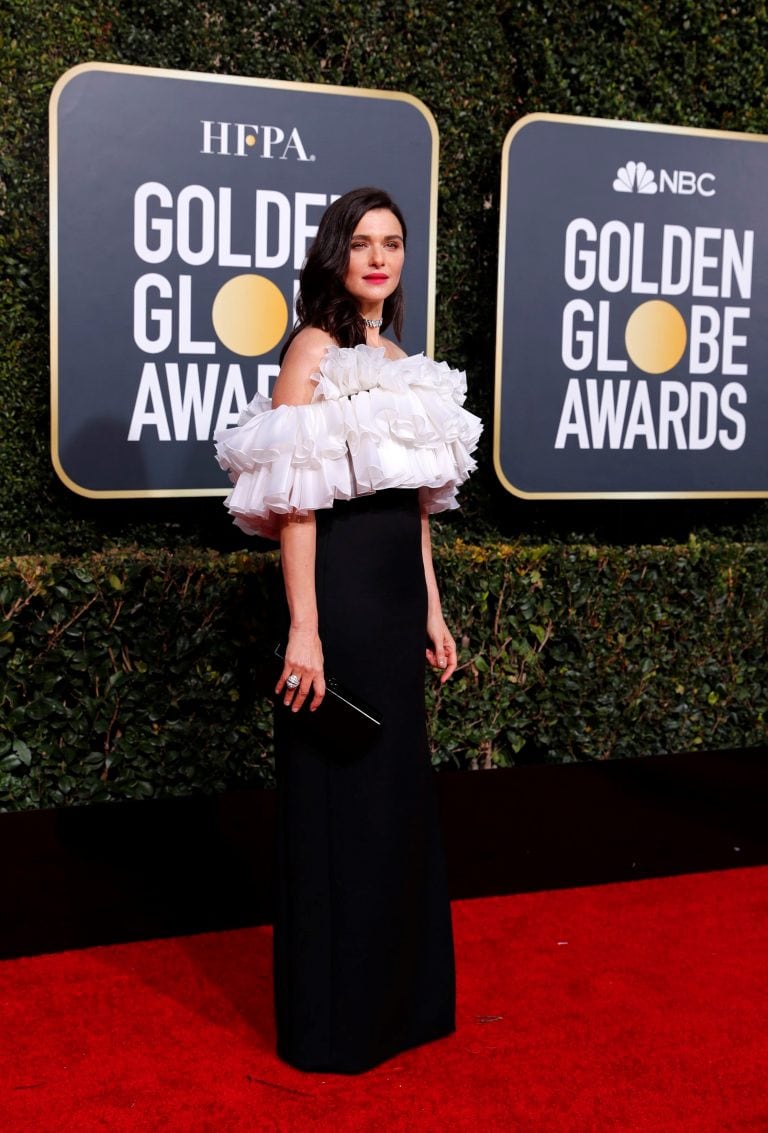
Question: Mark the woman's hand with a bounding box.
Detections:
[276,625,326,712]
[426,611,457,684]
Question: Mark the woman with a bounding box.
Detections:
[215,187,482,1074]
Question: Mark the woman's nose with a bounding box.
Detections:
[369,245,385,265]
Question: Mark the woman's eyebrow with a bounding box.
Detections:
[351,233,403,240]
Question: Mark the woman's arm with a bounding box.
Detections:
[272,328,334,711]
[421,512,457,683]
[271,326,333,408]
[276,514,326,711]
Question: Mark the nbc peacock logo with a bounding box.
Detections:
[613,161,658,194]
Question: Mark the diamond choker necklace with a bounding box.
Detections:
[363,317,383,329]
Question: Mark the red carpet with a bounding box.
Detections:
[2,866,767,1132]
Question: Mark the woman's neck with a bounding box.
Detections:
[359,301,383,320]
[360,303,384,345]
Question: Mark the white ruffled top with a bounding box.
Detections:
[213,344,483,540]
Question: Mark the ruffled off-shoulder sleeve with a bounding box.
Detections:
[213,345,483,540]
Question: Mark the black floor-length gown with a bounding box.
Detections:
[272,488,456,1074]
[214,342,482,1075]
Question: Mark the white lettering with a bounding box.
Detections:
[261,125,285,159]
[563,221,753,300]
[689,305,721,374]
[561,299,593,370]
[255,190,291,269]
[178,275,215,355]
[234,123,260,157]
[201,121,231,155]
[659,169,677,193]
[165,363,220,441]
[698,173,716,197]
[691,227,721,297]
[623,381,657,449]
[554,379,590,448]
[563,218,597,291]
[176,185,216,266]
[659,226,691,296]
[293,193,328,270]
[658,382,689,449]
[134,182,173,263]
[282,127,312,161]
[719,383,747,449]
[688,381,718,449]
[721,230,753,300]
[596,300,627,372]
[133,273,172,353]
[213,365,249,433]
[597,221,631,293]
[630,223,659,294]
[553,379,747,451]
[217,188,251,267]
[128,363,171,441]
[677,170,698,195]
[723,307,750,376]
[585,378,631,448]
[129,363,269,441]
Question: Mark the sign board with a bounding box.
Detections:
[50,63,437,497]
[495,113,768,498]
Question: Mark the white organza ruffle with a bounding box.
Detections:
[213,344,483,539]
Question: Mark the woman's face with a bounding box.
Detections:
[343,208,405,309]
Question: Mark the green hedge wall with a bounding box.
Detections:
[3,0,768,553]
[2,540,766,811]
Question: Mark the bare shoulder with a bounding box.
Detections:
[272,327,335,407]
[381,338,409,361]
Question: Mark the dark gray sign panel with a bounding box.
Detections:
[495,113,768,499]
[50,63,437,498]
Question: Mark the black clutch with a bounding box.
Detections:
[273,643,382,752]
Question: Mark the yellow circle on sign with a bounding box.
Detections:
[624,300,687,374]
[212,274,289,357]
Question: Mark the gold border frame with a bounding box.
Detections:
[49,61,440,499]
[494,111,768,500]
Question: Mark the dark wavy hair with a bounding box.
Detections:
[280,187,407,361]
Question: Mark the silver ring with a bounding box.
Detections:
[285,674,300,690]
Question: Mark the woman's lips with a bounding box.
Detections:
[363,274,388,283]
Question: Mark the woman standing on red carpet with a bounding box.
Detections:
[215,187,482,1073]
